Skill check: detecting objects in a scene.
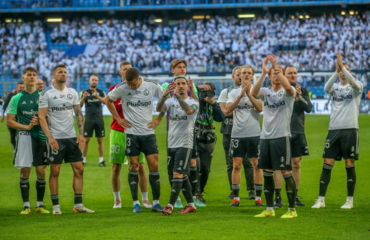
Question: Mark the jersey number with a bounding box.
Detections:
[111,145,121,154]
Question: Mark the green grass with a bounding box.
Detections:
[1,115,370,240]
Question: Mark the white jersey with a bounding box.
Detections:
[326,82,362,130]
[165,97,199,148]
[260,87,295,139]
[227,88,261,138]
[38,86,79,139]
[108,79,163,135]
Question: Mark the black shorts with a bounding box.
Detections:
[126,134,158,156]
[323,129,359,161]
[258,137,292,171]
[230,136,259,158]
[167,148,192,175]
[48,138,83,164]
[84,118,105,138]
[290,134,309,158]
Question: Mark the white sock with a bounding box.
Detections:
[83,157,86,163]
[234,197,240,201]
[177,196,181,201]
[318,196,325,201]
[23,202,30,207]
[267,207,274,211]
[74,203,83,208]
[346,196,353,201]
[189,203,196,208]
[37,201,43,207]
[167,204,174,209]
[142,192,148,201]
[113,191,121,201]
[255,196,261,201]
[53,204,60,208]
[99,157,104,163]
[152,200,159,206]
[133,200,140,206]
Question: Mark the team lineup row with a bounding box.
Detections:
[5,52,362,218]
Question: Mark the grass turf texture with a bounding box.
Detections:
[0,115,369,240]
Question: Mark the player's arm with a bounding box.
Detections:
[188,77,198,100]
[336,52,362,93]
[105,95,132,128]
[73,104,86,149]
[226,90,243,115]
[268,55,294,96]
[246,85,263,113]
[219,89,232,117]
[252,58,269,99]
[175,94,195,115]
[6,114,37,130]
[39,107,59,150]
[95,90,106,104]
[79,91,88,107]
[0,93,13,121]
[324,71,338,94]
[296,87,313,113]
[156,82,175,112]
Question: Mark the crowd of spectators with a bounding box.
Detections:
[1,13,369,86]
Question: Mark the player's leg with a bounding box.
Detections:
[109,130,125,208]
[251,157,264,206]
[139,153,152,208]
[20,167,31,214]
[33,138,49,213]
[222,134,233,198]
[96,120,105,166]
[242,157,255,199]
[231,156,242,206]
[82,119,93,165]
[126,134,142,212]
[273,170,283,207]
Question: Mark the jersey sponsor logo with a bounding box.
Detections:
[236,104,254,110]
[87,98,100,103]
[135,90,142,95]
[60,95,65,98]
[127,100,152,107]
[264,101,285,108]
[170,115,187,121]
[51,104,73,112]
[19,131,30,135]
[332,95,352,102]
[22,110,38,115]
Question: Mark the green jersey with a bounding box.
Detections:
[7,90,46,141]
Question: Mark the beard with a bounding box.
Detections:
[91,85,97,88]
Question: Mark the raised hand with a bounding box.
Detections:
[295,83,301,101]
[262,57,270,74]
[337,52,344,69]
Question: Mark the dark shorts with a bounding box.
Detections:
[229,136,260,158]
[48,138,83,164]
[258,137,292,171]
[167,148,192,175]
[14,131,49,168]
[290,134,309,158]
[323,129,359,160]
[84,118,105,138]
[126,134,158,156]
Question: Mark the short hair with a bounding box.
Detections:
[173,75,187,82]
[284,65,297,72]
[170,59,187,70]
[22,67,37,76]
[90,74,99,79]
[120,61,132,68]
[268,65,284,76]
[52,64,67,73]
[204,82,216,91]
[126,68,140,82]
[231,66,241,75]
[240,65,255,75]
[17,81,24,85]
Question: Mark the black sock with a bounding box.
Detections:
[275,188,282,199]
[51,194,59,206]
[255,184,263,197]
[263,171,274,208]
[232,184,240,198]
[168,174,173,185]
[128,170,139,201]
[169,178,182,206]
[74,194,82,205]
[182,176,194,204]
[36,178,46,203]
[296,189,299,199]
[190,167,198,196]
[345,166,356,197]
[283,173,296,209]
[20,178,30,203]
[149,171,160,201]
[319,164,333,197]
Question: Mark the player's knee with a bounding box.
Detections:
[233,162,242,171]
[148,163,158,172]
[130,163,140,171]
[85,138,90,144]
[97,138,103,144]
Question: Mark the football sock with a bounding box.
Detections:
[36,178,46,202]
[263,171,274,208]
[113,191,121,201]
[142,192,148,201]
[20,178,30,203]
[345,165,356,197]
[182,176,194,204]
[283,173,296,209]
[255,184,263,197]
[128,170,139,201]
[232,184,240,198]
[99,157,104,163]
[275,188,282,199]
[51,194,59,206]
[169,178,182,206]
[149,171,160,201]
[319,164,333,197]
[74,194,82,205]
[190,167,198,196]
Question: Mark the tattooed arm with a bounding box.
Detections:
[73,104,85,149]
[175,94,195,115]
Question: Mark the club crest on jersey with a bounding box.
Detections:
[278,91,283,97]
[144,89,149,96]
[67,94,73,100]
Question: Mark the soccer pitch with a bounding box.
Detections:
[0,115,369,240]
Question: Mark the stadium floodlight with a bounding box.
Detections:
[47,18,63,23]
[154,19,163,23]
[97,20,104,24]
[299,15,304,19]
[237,14,255,19]
[341,11,346,15]
[305,15,310,19]
[192,15,210,20]
[349,10,354,15]
[5,19,12,23]
[291,16,295,19]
